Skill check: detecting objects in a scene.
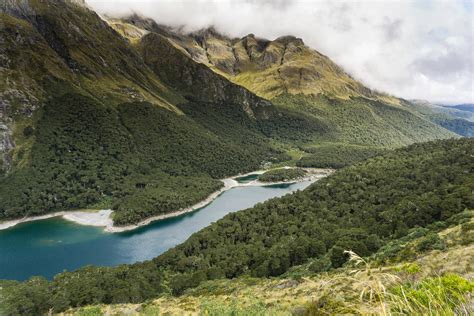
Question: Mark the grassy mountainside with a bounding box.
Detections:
[64,213,474,315]
[0,1,458,225]
[0,0,286,224]
[1,138,471,314]
[118,16,394,103]
[114,17,456,147]
[0,0,181,175]
[407,100,474,137]
[273,94,456,148]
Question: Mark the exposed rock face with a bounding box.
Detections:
[0,0,35,18]
[117,16,395,102]
[139,33,274,119]
[0,123,14,172]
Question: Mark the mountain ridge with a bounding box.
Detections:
[113,15,399,103]
[0,0,457,226]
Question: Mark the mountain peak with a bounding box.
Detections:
[274,35,304,46]
[191,26,226,39]
[107,15,398,102]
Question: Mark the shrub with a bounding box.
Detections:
[416,233,446,252]
[308,256,331,273]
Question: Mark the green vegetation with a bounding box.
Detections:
[297,143,386,168]
[157,139,472,283]
[0,4,469,314]
[273,94,456,148]
[258,168,306,182]
[42,212,474,315]
[1,1,457,229]
[0,139,471,315]
[430,116,474,137]
[390,273,473,314]
[405,101,474,137]
[0,93,281,225]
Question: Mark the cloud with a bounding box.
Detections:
[87,0,473,104]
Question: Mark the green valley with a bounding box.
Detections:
[0,1,472,314]
[1,138,472,315]
[0,2,458,226]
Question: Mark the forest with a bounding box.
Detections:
[1,138,472,315]
[0,93,285,225]
[296,143,386,169]
[258,168,307,182]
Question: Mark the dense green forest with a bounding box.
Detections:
[258,168,306,182]
[273,94,455,148]
[296,143,387,168]
[1,138,471,314]
[0,0,457,228]
[0,93,284,225]
[430,115,474,137]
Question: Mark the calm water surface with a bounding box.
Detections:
[0,179,312,281]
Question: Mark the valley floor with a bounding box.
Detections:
[0,168,332,233]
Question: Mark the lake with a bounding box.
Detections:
[0,179,313,281]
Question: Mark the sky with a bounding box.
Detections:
[87,0,474,104]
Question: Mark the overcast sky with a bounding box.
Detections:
[87,0,473,104]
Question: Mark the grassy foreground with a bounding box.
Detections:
[64,212,474,315]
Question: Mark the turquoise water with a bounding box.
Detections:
[0,180,312,281]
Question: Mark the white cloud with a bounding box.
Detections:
[87,0,474,104]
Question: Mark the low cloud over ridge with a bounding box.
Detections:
[87,0,474,104]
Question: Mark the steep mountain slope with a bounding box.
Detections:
[1,138,472,314]
[66,216,474,315]
[113,16,456,149]
[0,1,457,226]
[408,100,474,137]
[0,0,179,173]
[118,15,393,102]
[0,0,286,225]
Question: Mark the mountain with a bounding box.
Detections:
[408,100,474,137]
[114,16,456,148]
[446,103,474,113]
[118,14,395,103]
[0,1,456,226]
[1,138,472,314]
[0,0,284,225]
[66,216,474,315]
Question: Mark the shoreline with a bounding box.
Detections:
[0,168,333,233]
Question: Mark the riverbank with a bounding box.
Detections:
[0,168,332,233]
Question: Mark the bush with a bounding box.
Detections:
[416,233,445,252]
[308,256,331,273]
[22,125,34,137]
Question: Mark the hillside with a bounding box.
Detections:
[113,16,456,147]
[65,213,474,315]
[407,100,474,137]
[0,0,284,225]
[0,0,457,227]
[447,103,474,113]
[1,138,472,315]
[117,15,394,102]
